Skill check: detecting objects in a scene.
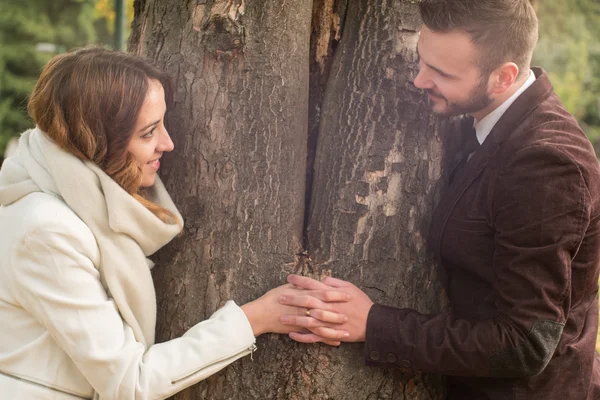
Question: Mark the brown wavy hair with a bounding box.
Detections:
[28,46,178,224]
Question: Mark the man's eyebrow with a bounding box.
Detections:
[416,43,457,79]
[427,63,456,79]
[138,120,160,132]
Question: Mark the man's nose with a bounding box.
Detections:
[413,68,433,90]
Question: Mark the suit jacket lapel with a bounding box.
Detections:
[429,68,555,277]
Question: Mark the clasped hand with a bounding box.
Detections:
[241,282,351,346]
[280,274,374,344]
[243,275,374,346]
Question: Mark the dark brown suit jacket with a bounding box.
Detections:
[365,68,600,399]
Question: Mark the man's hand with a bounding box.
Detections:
[279,274,374,343]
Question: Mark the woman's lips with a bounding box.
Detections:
[148,159,160,171]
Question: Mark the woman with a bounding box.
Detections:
[0,47,347,400]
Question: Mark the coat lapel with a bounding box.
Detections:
[429,68,555,281]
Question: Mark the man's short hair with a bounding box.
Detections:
[419,0,539,79]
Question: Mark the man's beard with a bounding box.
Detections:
[427,77,493,117]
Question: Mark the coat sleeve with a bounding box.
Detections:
[10,226,256,400]
[364,144,590,378]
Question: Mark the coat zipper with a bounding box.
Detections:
[0,370,91,399]
[170,343,257,385]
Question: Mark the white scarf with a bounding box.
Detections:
[0,128,183,349]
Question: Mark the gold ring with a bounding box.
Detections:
[306,309,311,317]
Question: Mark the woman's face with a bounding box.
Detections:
[127,79,174,187]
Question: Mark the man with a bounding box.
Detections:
[280,0,600,398]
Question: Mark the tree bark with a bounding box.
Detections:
[131,0,447,398]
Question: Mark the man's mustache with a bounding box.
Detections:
[426,89,446,100]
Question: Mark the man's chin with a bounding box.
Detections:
[426,95,448,112]
[429,102,475,118]
[429,103,452,117]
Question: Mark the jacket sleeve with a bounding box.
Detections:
[10,226,256,400]
[364,144,589,378]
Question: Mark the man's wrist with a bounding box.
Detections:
[363,302,379,343]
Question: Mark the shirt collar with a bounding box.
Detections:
[473,70,536,145]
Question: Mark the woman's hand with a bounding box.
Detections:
[241,283,351,346]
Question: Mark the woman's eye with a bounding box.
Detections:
[142,128,155,139]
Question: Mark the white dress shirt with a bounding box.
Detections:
[474,70,537,145]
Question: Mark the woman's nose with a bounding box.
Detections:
[159,129,174,152]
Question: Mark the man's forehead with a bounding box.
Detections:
[417,27,479,71]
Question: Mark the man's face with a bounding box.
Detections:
[414,26,494,118]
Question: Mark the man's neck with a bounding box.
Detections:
[471,73,530,121]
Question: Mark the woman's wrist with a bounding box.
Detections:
[241,300,265,337]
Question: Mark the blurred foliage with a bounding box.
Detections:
[0,0,96,157]
[0,0,134,161]
[533,0,600,154]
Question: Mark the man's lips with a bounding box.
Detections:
[427,91,444,100]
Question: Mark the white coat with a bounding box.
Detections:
[0,130,256,399]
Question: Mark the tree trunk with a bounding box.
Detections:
[304,1,447,398]
[131,0,447,398]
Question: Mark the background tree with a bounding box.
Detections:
[131,0,447,399]
[94,0,135,47]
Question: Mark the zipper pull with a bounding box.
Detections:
[249,344,257,361]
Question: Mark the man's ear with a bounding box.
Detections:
[489,62,519,95]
